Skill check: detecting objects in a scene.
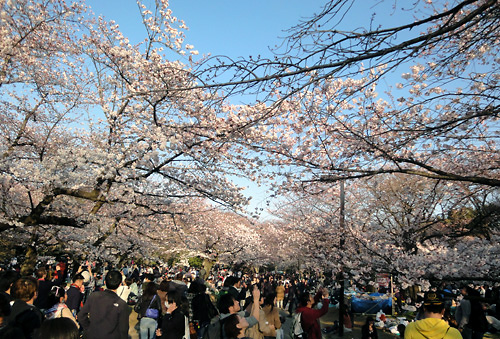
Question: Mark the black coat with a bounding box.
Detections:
[6,300,43,339]
[78,289,129,339]
[192,293,218,323]
[159,308,185,339]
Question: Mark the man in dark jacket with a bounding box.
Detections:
[78,270,129,339]
[66,273,84,316]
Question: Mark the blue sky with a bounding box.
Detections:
[85,0,330,218]
[84,0,418,219]
[87,0,328,60]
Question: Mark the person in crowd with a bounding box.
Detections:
[243,290,271,339]
[220,284,261,339]
[262,278,274,298]
[0,270,20,302]
[66,273,84,317]
[128,276,140,305]
[35,317,79,339]
[404,292,462,338]
[33,267,63,313]
[224,313,250,339]
[262,293,281,339]
[134,279,162,339]
[397,324,406,338]
[361,316,378,339]
[466,288,488,339]
[78,270,129,339]
[52,260,67,282]
[219,284,261,339]
[287,281,298,316]
[79,262,94,304]
[156,290,186,339]
[6,276,44,338]
[283,282,290,310]
[295,287,330,339]
[116,276,133,303]
[44,285,78,327]
[0,292,24,338]
[275,282,285,309]
[158,279,170,314]
[227,276,247,304]
[169,272,189,297]
[191,279,219,339]
[456,286,472,337]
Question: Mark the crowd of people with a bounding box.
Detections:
[0,257,499,339]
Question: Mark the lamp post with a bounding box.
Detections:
[338,179,345,336]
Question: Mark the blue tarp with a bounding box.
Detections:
[351,292,392,314]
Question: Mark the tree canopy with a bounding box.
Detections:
[0,0,498,287]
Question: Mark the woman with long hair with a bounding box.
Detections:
[262,293,281,339]
[135,281,162,339]
[244,284,271,339]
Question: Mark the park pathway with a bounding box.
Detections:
[127,305,500,339]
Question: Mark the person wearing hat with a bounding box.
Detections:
[404,292,462,338]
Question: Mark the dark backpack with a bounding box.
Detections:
[202,315,228,339]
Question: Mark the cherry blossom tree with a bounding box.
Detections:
[192,0,499,189]
[266,176,499,288]
[346,175,499,288]
[169,199,264,263]
[184,0,500,285]
[0,0,266,267]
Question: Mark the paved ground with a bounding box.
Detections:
[127,305,500,339]
[126,306,397,339]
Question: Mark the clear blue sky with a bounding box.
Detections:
[87,0,328,60]
[85,0,329,218]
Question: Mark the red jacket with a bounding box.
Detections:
[295,298,330,339]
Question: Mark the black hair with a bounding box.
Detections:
[223,276,235,288]
[0,292,11,318]
[142,281,158,300]
[0,270,20,292]
[224,313,242,339]
[159,279,170,292]
[167,290,182,305]
[144,273,155,282]
[263,293,276,311]
[72,273,84,283]
[299,292,311,307]
[36,317,79,339]
[47,285,66,307]
[423,302,444,314]
[218,293,236,314]
[105,270,122,290]
[397,324,406,337]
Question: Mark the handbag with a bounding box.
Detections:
[145,295,159,319]
[127,292,138,306]
[183,316,197,339]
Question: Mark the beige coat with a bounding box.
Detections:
[245,308,271,339]
[262,305,281,337]
[276,285,285,301]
